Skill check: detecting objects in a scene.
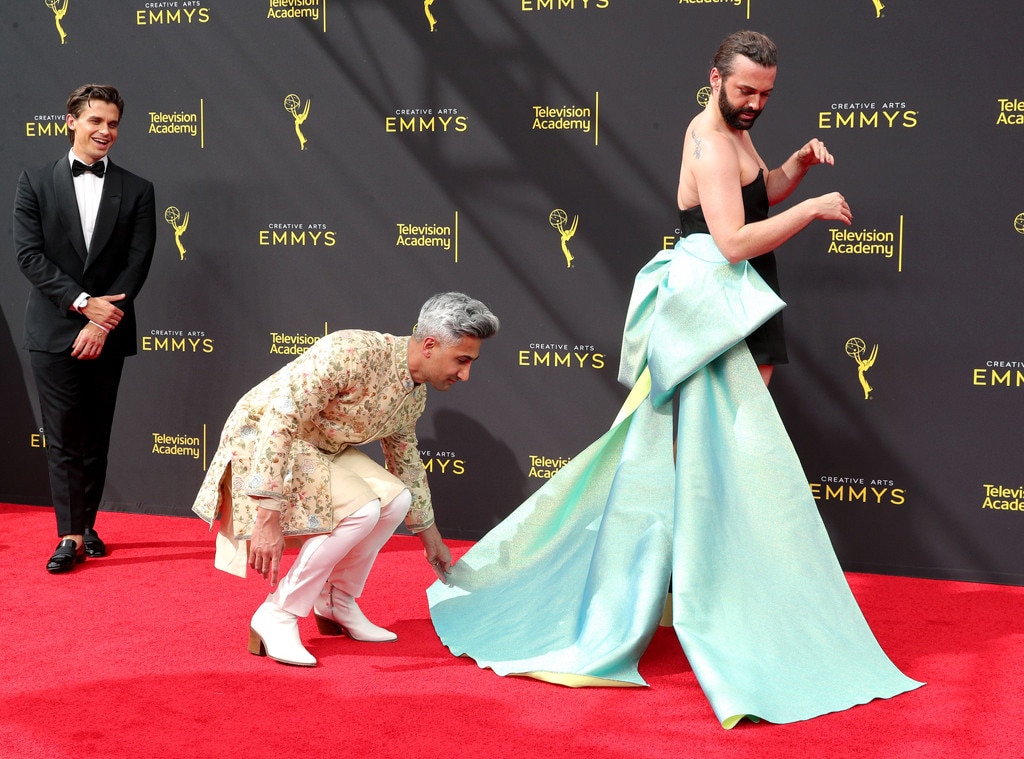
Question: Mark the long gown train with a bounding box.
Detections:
[428,235,923,727]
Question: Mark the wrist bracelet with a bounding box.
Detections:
[88,320,110,334]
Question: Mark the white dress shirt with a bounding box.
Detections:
[68,149,107,251]
[68,150,108,310]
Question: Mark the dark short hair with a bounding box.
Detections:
[66,84,124,144]
[711,31,778,79]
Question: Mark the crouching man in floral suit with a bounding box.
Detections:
[192,292,499,666]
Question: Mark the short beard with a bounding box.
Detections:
[718,86,761,131]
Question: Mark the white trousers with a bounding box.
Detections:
[271,488,411,617]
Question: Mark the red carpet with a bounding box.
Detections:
[1,502,1021,759]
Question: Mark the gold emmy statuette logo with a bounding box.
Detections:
[871,0,885,17]
[549,208,578,268]
[165,206,190,260]
[45,0,69,44]
[424,0,437,31]
[284,94,311,150]
[696,87,711,108]
[845,337,878,400]
[1014,212,1024,235]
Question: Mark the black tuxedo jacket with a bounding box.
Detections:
[14,156,156,357]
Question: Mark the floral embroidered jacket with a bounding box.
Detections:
[191,331,432,541]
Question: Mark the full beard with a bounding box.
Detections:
[719,87,762,131]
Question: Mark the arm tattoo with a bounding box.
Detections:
[691,130,704,159]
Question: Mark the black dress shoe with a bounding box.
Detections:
[82,528,106,558]
[47,539,85,574]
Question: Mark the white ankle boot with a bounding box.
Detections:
[248,600,317,666]
[313,587,397,642]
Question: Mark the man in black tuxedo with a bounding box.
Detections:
[14,84,156,573]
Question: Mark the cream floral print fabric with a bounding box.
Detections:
[192,331,432,547]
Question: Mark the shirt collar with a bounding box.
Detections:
[393,335,416,392]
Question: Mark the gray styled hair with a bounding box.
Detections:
[414,292,499,344]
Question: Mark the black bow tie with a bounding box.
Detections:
[72,160,105,178]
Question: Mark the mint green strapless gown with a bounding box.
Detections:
[428,234,923,728]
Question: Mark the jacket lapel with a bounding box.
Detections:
[86,161,122,269]
[53,159,89,261]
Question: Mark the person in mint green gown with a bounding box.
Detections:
[428,31,922,727]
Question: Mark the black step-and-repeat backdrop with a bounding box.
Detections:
[2,1,1022,584]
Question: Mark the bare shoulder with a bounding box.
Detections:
[678,116,738,208]
[683,112,724,156]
